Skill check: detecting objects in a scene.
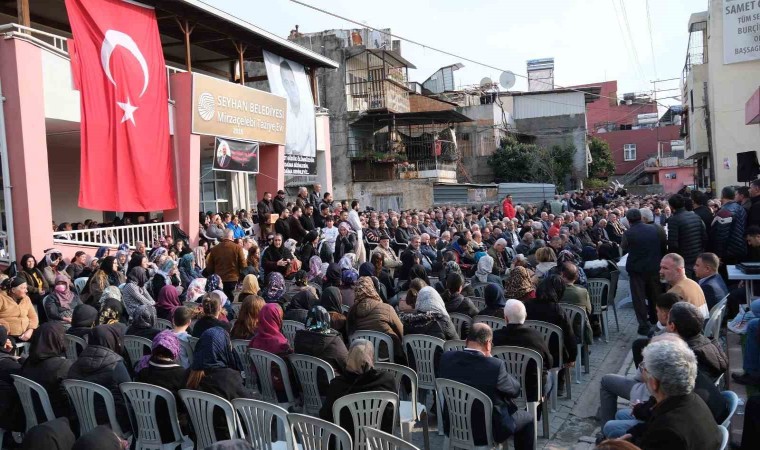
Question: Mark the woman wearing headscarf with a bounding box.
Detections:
[307,256,324,285]
[322,263,342,289]
[437,258,475,297]
[177,253,202,290]
[67,323,131,433]
[319,339,396,438]
[294,306,349,392]
[503,266,536,302]
[98,298,125,326]
[299,230,319,266]
[115,249,130,278]
[400,264,429,292]
[479,283,508,318]
[155,285,181,321]
[0,325,24,439]
[18,254,49,309]
[370,253,397,301]
[19,322,72,418]
[320,286,346,338]
[122,266,155,319]
[400,286,459,340]
[441,273,478,338]
[99,286,122,306]
[230,295,265,340]
[40,250,69,291]
[185,278,207,303]
[44,273,82,324]
[262,272,287,305]
[262,234,294,277]
[84,256,124,306]
[473,254,502,285]
[346,277,405,364]
[20,417,76,450]
[0,277,39,341]
[126,304,161,341]
[237,274,260,304]
[193,246,207,273]
[339,269,359,308]
[211,290,234,322]
[284,271,319,323]
[191,294,231,338]
[338,253,358,272]
[334,223,356,262]
[151,257,181,299]
[548,250,589,287]
[187,327,252,440]
[66,304,98,339]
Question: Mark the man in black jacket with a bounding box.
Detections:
[274,208,291,241]
[272,189,287,214]
[668,302,728,381]
[308,183,322,207]
[666,194,707,279]
[749,179,760,228]
[691,190,713,233]
[257,192,275,240]
[622,209,667,335]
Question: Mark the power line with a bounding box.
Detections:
[288,0,674,110]
[645,0,658,79]
[617,0,648,87]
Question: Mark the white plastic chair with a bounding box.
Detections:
[719,425,729,450]
[587,278,611,342]
[14,341,30,358]
[65,334,87,361]
[350,330,395,363]
[705,303,727,340]
[402,335,444,435]
[232,339,257,389]
[63,379,127,437]
[524,320,570,406]
[282,320,306,348]
[120,382,193,450]
[11,375,56,431]
[608,270,621,331]
[247,348,297,410]
[473,315,507,331]
[375,362,429,450]
[471,284,487,298]
[178,389,241,449]
[156,318,173,330]
[289,413,353,450]
[289,354,336,415]
[448,313,472,338]
[467,297,486,311]
[443,340,466,352]
[233,398,293,450]
[124,335,152,369]
[435,378,496,450]
[559,302,590,380]
[332,391,399,450]
[492,345,543,445]
[364,426,420,450]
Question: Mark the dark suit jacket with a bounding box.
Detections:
[698,273,728,310]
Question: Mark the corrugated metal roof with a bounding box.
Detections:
[433,182,556,205]
[513,92,586,119]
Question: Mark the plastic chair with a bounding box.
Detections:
[74,277,88,295]
[232,340,256,389]
[282,320,305,348]
[364,427,420,450]
[560,302,591,379]
[492,345,543,444]
[289,413,353,450]
[63,379,126,437]
[720,390,739,428]
[231,302,243,316]
[402,335,444,435]
[710,295,729,317]
[525,319,570,410]
[706,303,727,340]
[233,398,293,450]
[247,348,297,410]
[65,334,87,361]
[608,270,621,331]
[11,375,56,431]
[471,284,487,298]
[179,338,194,367]
[443,340,466,352]
[719,425,729,450]
[156,318,173,330]
[120,382,193,450]
[289,354,335,415]
[178,389,240,449]
[350,330,395,363]
[375,362,429,450]
[342,304,351,314]
[587,278,611,342]
[188,336,200,350]
[467,297,486,311]
[332,391,399,450]
[436,378,496,450]
[449,313,472,338]
[14,341,30,358]
[124,335,153,368]
[473,315,507,331]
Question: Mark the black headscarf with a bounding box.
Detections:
[72,425,122,450]
[88,324,125,353]
[100,256,116,275]
[132,304,157,329]
[71,304,98,328]
[127,253,145,274]
[21,417,76,450]
[289,289,318,311]
[127,266,148,288]
[358,262,375,277]
[323,263,342,288]
[19,254,36,275]
[98,298,123,325]
[408,264,430,286]
[319,286,343,314]
[26,322,66,364]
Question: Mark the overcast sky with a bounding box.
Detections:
[207,0,706,103]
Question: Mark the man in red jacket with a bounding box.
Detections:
[502,194,516,219]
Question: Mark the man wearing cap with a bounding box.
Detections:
[273,190,287,215]
[372,233,402,275]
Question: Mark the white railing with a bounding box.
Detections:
[0,23,69,58]
[52,222,179,250]
[0,232,10,264]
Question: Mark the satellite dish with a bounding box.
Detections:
[480,77,493,88]
[499,71,516,90]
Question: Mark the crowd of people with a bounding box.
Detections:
[2,180,760,449]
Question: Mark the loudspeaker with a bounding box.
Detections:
[737,151,760,182]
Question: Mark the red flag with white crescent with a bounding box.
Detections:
[65,0,176,211]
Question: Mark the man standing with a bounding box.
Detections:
[502,194,516,220]
[691,191,714,233]
[257,192,275,240]
[622,209,666,335]
[694,252,729,310]
[348,200,366,264]
[205,229,246,299]
[295,187,309,211]
[710,186,747,266]
[300,204,316,232]
[550,195,565,215]
[274,208,291,241]
[750,179,760,228]
[439,324,535,450]
[273,190,287,215]
[288,206,307,243]
[660,253,709,319]
[309,183,322,207]
[736,186,752,214]
[666,194,707,279]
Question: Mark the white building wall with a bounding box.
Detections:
[683,64,710,160]
[512,92,586,119]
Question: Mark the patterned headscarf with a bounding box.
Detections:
[99,286,122,306]
[308,256,323,281]
[475,255,494,283]
[132,304,157,329]
[341,269,359,286]
[442,260,463,281]
[338,253,357,271]
[556,250,588,285]
[193,247,206,270]
[135,330,181,372]
[205,274,222,293]
[192,327,240,371]
[354,276,382,305]
[98,298,122,325]
[149,247,167,263]
[416,286,450,318]
[305,306,332,334]
[263,272,285,303]
[503,266,534,300]
[212,290,229,308]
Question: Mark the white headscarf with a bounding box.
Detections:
[339,253,357,271]
[475,255,494,283]
[415,286,449,319]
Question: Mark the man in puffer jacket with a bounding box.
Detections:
[666,194,707,279]
[710,186,747,265]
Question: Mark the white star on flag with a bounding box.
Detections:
[117,98,138,126]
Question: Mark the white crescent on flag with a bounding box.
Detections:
[100,29,150,97]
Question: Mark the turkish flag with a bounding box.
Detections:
[65,0,176,211]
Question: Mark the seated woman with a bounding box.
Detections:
[44,274,82,324]
[187,327,253,440]
[18,254,49,310]
[122,266,155,319]
[346,277,405,364]
[503,265,537,302]
[398,278,427,313]
[400,264,429,292]
[438,259,475,297]
[478,283,508,318]
[284,271,319,323]
[0,276,38,342]
[191,294,231,338]
[533,247,557,282]
[155,285,182,321]
[135,330,189,444]
[67,323,131,434]
[319,339,396,439]
[126,304,161,341]
[339,269,359,308]
[334,223,357,262]
[151,257,182,300]
[441,273,478,338]
[294,306,349,392]
[67,304,99,339]
[19,322,72,418]
[84,256,125,306]
[370,253,396,301]
[249,304,294,402]
[473,254,502,286]
[319,287,346,339]
[262,272,287,306]
[400,286,459,341]
[230,295,265,340]
[307,256,325,286]
[237,274,260,304]
[177,253,202,292]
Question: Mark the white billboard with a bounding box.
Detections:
[723,0,760,64]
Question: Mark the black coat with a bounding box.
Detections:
[630,393,721,450]
[333,233,356,262]
[135,361,189,444]
[524,300,577,363]
[319,369,396,438]
[293,330,349,393]
[623,222,667,274]
[443,292,478,338]
[686,334,728,381]
[196,368,257,440]
[666,208,707,264]
[273,196,287,215]
[19,356,73,419]
[693,205,714,233]
[0,356,24,431]
[750,195,760,228]
[191,316,231,338]
[493,324,552,402]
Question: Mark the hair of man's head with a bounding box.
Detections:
[668,301,704,338]
[560,261,578,282]
[654,292,682,311]
[503,299,527,324]
[720,187,735,201]
[663,253,685,269]
[697,252,720,272]
[172,306,192,327]
[224,229,234,239]
[466,323,493,347]
[625,208,642,223]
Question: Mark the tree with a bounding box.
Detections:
[588,137,615,179]
[488,136,576,188]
